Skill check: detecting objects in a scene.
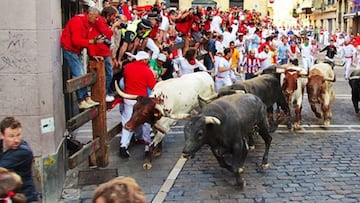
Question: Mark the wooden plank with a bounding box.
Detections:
[66,107,99,132]
[89,60,108,167]
[107,122,122,140]
[68,137,100,169]
[65,72,97,93]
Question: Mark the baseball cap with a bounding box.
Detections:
[125,51,150,61]
[157,53,166,62]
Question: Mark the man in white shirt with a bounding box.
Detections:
[214,48,233,92]
[341,38,357,80]
[258,45,273,70]
[300,37,313,71]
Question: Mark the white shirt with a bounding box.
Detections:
[174,57,207,76]
[258,51,273,69]
[210,15,223,34]
[300,44,312,58]
[216,57,232,79]
[340,44,356,58]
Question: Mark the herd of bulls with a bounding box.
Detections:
[115,63,360,189]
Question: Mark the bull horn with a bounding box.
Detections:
[167,113,191,120]
[115,81,138,99]
[153,122,167,134]
[204,116,221,125]
[154,104,165,116]
[275,67,285,73]
[324,74,336,82]
[198,93,218,104]
[234,90,246,94]
[349,75,360,80]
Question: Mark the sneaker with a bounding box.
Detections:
[85,97,99,107]
[78,100,92,109]
[119,146,130,158]
[106,95,115,102]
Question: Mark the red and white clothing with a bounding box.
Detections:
[215,56,233,92]
[244,56,260,74]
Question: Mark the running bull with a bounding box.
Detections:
[349,69,360,113]
[306,63,336,126]
[176,93,272,188]
[115,72,215,169]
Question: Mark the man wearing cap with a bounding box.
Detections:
[149,53,167,80]
[118,51,156,158]
[116,19,152,68]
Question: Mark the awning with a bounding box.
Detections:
[344,12,357,19]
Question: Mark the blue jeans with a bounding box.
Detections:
[104,56,113,95]
[63,49,88,102]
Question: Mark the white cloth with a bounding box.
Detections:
[215,57,232,92]
[258,51,273,69]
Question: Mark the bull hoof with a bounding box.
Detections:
[294,123,301,130]
[238,167,245,174]
[324,120,330,126]
[236,178,246,189]
[152,142,163,157]
[249,145,256,151]
[143,162,152,170]
[261,163,269,170]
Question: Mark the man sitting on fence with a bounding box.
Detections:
[61,6,103,109]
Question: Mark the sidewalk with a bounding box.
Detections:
[60,107,185,203]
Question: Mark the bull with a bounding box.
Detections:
[306,63,336,126]
[349,69,360,113]
[279,67,308,130]
[176,93,272,188]
[115,72,215,169]
[199,65,291,132]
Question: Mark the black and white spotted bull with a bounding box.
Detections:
[173,93,272,188]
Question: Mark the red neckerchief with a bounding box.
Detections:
[290,46,296,53]
[188,59,196,65]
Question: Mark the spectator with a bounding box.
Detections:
[277,36,289,65]
[92,177,145,203]
[202,32,216,71]
[258,45,274,70]
[61,6,102,109]
[310,39,320,64]
[243,49,260,80]
[0,167,27,203]
[173,48,207,76]
[288,40,301,66]
[214,48,233,92]
[118,51,156,158]
[160,47,176,80]
[88,6,121,102]
[0,117,38,202]
[149,53,166,80]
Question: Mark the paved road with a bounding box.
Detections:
[61,61,360,203]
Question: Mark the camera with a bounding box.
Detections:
[119,22,128,29]
[97,34,112,47]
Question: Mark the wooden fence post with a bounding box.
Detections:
[88,59,108,167]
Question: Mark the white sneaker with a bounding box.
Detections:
[78,100,92,109]
[85,97,99,107]
[106,95,115,102]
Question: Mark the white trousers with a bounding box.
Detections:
[344,58,352,79]
[302,57,313,72]
[120,99,151,148]
[215,77,232,92]
[146,38,160,59]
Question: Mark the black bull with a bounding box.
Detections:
[349,69,360,113]
[182,93,272,188]
[199,65,291,132]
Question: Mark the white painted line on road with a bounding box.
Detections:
[276,129,360,133]
[278,124,360,128]
[152,157,187,203]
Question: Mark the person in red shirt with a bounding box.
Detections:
[174,8,195,54]
[117,51,156,158]
[88,6,121,102]
[61,6,104,109]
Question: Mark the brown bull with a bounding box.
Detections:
[281,67,308,130]
[306,63,336,126]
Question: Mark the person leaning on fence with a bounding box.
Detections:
[88,6,122,103]
[116,19,153,69]
[0,117,39,202]
[118,51,156,158]
[92,177,145,203]
[0,167,27,203]
[61,6,103,109]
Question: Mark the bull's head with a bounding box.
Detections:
[306,75,324,103]
[282,68,300,98]
[182,115,221,159]
[115,82,165,131]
